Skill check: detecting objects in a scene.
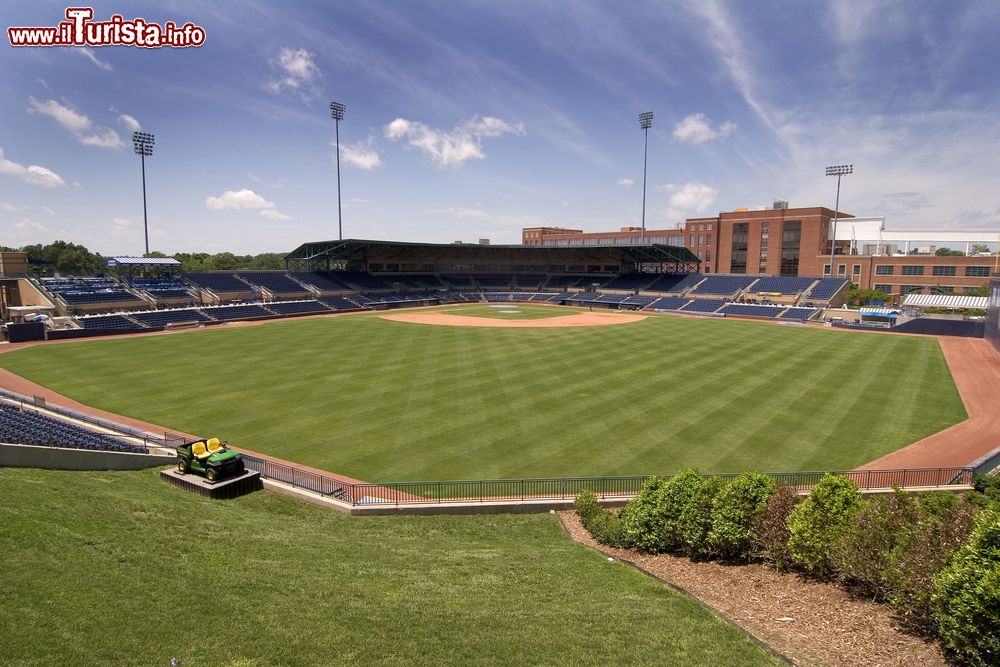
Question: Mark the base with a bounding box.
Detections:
[160,468,262,499]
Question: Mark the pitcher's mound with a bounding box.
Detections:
[379,311,647,328]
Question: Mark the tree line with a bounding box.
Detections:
[0,241,288,275]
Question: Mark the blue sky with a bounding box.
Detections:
[3,0,1000,254]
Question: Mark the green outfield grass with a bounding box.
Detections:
[0,468,780,666]
[0,309,966,481]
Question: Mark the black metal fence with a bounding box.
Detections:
[239,453,975,508]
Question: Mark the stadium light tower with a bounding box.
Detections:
[330,101,347,241]
[826,164,853,276]
[132,131,155,257]
[639,111,654,245]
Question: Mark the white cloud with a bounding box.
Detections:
[76,47,113,71]
[13,218,48,233]
[206,188,276,210]
[672,113,736,144]
[617,177,635,187]
[78,127,123,149]
[0,147,66,189]
[659,182,719,220]
[118,114,141,133]
[28,97,90,132]
[27,97,122,149]
[206,188,291,220]
[1,202,28,212]
[40,206,55,215]
[265,48,321,99]
[384,115,524,167]
[339,138,382,170]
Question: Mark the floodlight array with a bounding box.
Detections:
[639,111,653,129]
[826,164,853,176]
[132,131,155,156]
[330,101,347,120]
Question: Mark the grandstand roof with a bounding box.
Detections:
[104,256,181,267]
[285,238,700,272]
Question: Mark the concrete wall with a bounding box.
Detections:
[987,275,1000,353]
[0,442,175,470]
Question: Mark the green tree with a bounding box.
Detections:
[844,287,890,306]
[934,247,964,256]
[969,243,990,255]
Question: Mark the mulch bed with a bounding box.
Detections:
[557,511,949,667]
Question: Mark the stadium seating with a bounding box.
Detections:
[485,292,511,302]
[292,272,353,292]
[595,293,627,303]
[200,304,275,321]
[646,273,702,293]
[0,404,146,453]
[238,272,311,296]
[543,275,583,289]
[512,275,544,289]
[529,293,560,302]
[621,294,657,307]
[806,278,849,301]
[689,275,756,296]
[779,307,821,321]
[567,292,601,303]
[440,275,475,289]
[602,273,655,290]
[647,296,690,310]
[265,300,332,315]
[511,293,535,301]
[680,299,726,313]
[750,276,816,294]
[184,272,255,294]
[718,304,785,318]
[77,314,146,330]
[477,275,513,288]
[320,296,367,311]
[337,271,393,290]
[131,308,213,327]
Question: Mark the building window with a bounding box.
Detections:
[933,285,955,293]
[874,284,892,294]
[965,266,990,277]
[705,249,711,261]
[901,265,924,276]
[706,234,712,245]
[902,285,924,294]
[699,224,704,231]
[838,264,846,276]
[932,265,957,277]
[698,234,704,245]
[731,222,749,274]
[780,220,801,276]
[690,235,695,246]
[823,264,831,276]
[852,264,861,276]
[875,265,894,275]
[707,224,712,231]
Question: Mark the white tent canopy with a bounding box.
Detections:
[902,294,988,310]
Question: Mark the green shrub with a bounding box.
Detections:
[886,495,978,632]
[709,472,776,562]
[678,476,728,559]
[752,484,802,569]
[972,473,1000,506]
[575,489,626,547]
[619,469,705,553]
[915,490,958,518]
[830,487,917,599]
[932,509,1000,666]
[787,475,862,576]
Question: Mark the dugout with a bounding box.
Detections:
[284,239,700,278]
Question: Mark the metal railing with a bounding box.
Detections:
[0,387,169,452]
[239,453,975,508]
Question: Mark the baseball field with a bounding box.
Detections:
[0,305,966,481]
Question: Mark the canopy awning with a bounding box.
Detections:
[104,256,180,267]
[902,294,988,310]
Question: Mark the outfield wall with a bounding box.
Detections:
[987,275,1000,353]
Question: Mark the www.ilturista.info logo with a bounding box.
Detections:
[8,7,206,48]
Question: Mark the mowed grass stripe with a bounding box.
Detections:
[0,313,966,480]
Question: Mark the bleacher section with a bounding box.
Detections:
[530,293,560,302]
[750,276,816,295]
[260,300,332,316]
[338,271,392,290]
[77,314,145,330]
[647,297,690,311]
[238,272,311,296]
[680,299,726,313]
[621,295,657,307]
[200,304,274,321]
[292,272,352,292]
[131,308,213,327]
[602,273,654,291]
[42,277,143,306]
[543,275,583,289]
[184,272,254,294]
[779,307,821,321]
[806,278,849,301]
[128,277,193,301]
[0,403,146,453]
[689,275,756,296]
[477,275,513,289]
[320,296,367,311]
[718,304,785,318]
[512,275,544,289]
[441,275,475,289]
[647,273,701,293]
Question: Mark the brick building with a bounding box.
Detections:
[523,205,999,297]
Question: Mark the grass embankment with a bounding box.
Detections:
[0,468,780,666]
[0,311,965,480]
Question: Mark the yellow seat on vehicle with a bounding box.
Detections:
[192,441,211,459]
[206,437,224,454]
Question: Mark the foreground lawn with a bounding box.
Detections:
[0,311,965,480]
[0,468,780,666]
